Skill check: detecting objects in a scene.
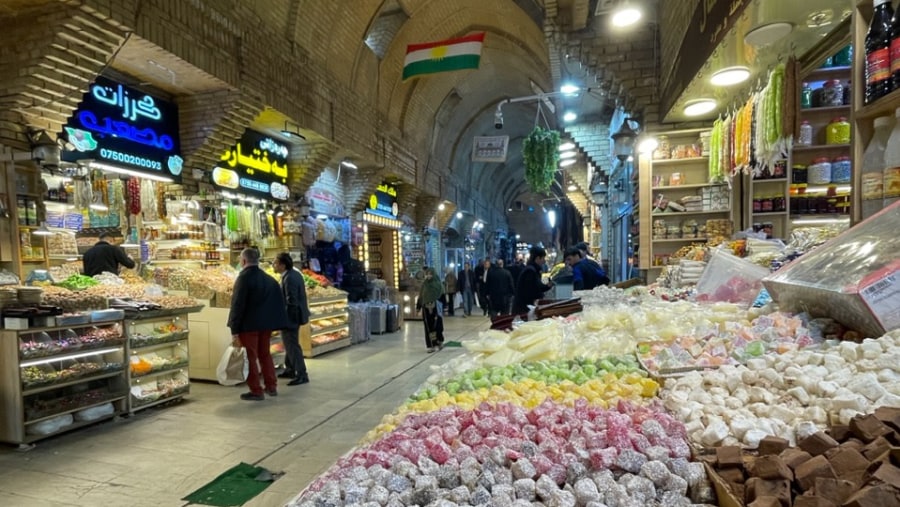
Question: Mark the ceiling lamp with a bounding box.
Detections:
[560,150,577,159]
[611,117,640,161]
[567,183,578,192]
[438,203,445,211]
[341,159,358,169]
[560,158,577,168]
[744,22,793,48]
[560,84,580,95]
[563,111,577,122]
[611,3,642,28]
[559,142,575,151]
[637,136,658,154]
[33,222,54,236]
[456,211,463,219]
[710,66,751,87]
[683,99,717,117]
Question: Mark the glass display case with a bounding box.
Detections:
[300,295,351,357]
[126,313,191,413]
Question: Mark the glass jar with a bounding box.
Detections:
[753,196,762,212]
[792,164,808,184]
[825,117,851,144]
[773,194,786,212]
[772,160,787,179]
[801,82,813,109]
[831,156,852,183]
[822,80,844,107]
[808,157,832,184]
[761,196,774,212]
[654,136,670,160]
[798,121,814,145]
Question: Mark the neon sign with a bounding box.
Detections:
[366,182,399,219]
[62,76,182,182]
[212,129,291,201]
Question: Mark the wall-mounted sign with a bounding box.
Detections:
[472,135,509,163]
[212,129,291,201]
[366,182,399,219]
[306,188,345,217]
[63,76,183,182]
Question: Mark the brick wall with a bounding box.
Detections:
[659,0,700,100]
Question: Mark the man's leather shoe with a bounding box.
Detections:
[277,370,295,379]
[265,389,278,396]
[288,375,309,386]
[240,392,265,401]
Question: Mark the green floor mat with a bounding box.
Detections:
[443,341,462,347]
[183,462,278,506]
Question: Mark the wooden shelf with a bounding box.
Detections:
[651,238,708,243]
[803,65,852,81]
[799,105,851,115]
[652,210,730,217]
[857,87,900,120]
[24,395,126,426]
[751,178,789,183]
[650,157,709,167]
[792,143,851,152]
[651,182,727,190]
[752,211,789,217]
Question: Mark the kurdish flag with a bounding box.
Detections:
[403,32,486,80]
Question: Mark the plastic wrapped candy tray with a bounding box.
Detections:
[90,309,125,323]
[764,201,900,337]
[695,250,770,308]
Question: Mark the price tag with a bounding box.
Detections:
[64,213,83,231]
[860,270,900,332]
[46,210,64,228]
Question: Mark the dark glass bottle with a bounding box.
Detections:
[893,4,900,89]
[867,0,894,104]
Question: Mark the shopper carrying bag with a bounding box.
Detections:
[216,345,249,386]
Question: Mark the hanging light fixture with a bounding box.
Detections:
[560,158,577,168]
[611,117,639,162]
[611,1,642,27]
[33,222,53,236]
[560,150,577,159]
[558,142,575,151]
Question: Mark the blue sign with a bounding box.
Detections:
[62,76,183,182]
[212,129,291,201]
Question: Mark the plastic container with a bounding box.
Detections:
[808,157,832,184]
[831,156,852,183]
[90,309,125,323]
[695,250,772,308]
[800,83,812,109]
[822,80,844,106]
[863,115,893,218]
[825,117,850,144]
[792,164,808,184]
[798,121,813,145]
[886,107,900,206]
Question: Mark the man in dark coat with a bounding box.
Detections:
[456,262,476,317]
[513,246,553,315]
[485,259,515,318]
[82,232,136,276]
[507,255,525,291]
[474,258,491,316]
[273,252,310,386]
[228,248,290,401]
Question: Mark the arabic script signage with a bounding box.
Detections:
[306,187,346,217]
[472,135,509,163]
[366,182,399,219]
[660,0,752,118]
[63,76,183,181]
[213,129,291,201]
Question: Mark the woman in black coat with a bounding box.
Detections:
[512,246,553,315]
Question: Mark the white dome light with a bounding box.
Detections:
[456,211,463,219]
[560,158,577,168]
[711,67,751,86]
[560,150,577,159]
[683,99,717,117]
[560,84,580,95]
[563,111,577,122]
[611,7,641,27]
[638,137,659,154]
[558,142,575,151]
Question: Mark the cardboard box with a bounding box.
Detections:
[4,317,28,330]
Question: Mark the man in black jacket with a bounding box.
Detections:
[456,262,476,317]
[474,258,491,316]
[228,248,289,401]
[486,259,515,318]
[513,246,554,314]
[82,232,136,276]
[273,252,310,386]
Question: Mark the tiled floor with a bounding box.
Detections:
[0,315,490,507]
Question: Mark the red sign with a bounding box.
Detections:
[306,188,346,217]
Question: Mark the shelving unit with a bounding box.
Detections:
[0,320,128,446]
[637,128,732,274]
[300,295,350,358]
[125,312,191,413]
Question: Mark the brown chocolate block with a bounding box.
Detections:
[799,432,841,457]
[759,436,792,456]
[838,470,866,489]
[793,496,837,507]
[748,496,782,507]
[840,438,865,451]
[813,477,856,505]
[752,455,794,481]
[781,448,815,470]
[849,414,893,443]
[826,447,870,476]
[795,455,837,491]
[842,484,900,507]
[861,436,891,461]
[827,425,851,442]
[873,406,900,432]
[717,445,744,468]
[718,467,746,484]
[871,462,900,488]
[745,477,791,507]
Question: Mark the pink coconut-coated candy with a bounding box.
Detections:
[531,454,555,476]
[546,463,567,485]
[589,447,618,470]
[460,426,482,447]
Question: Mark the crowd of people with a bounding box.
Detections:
[415,243,609,353]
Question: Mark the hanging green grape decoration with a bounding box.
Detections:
[522,126,561,194]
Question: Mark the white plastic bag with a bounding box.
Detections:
[216,346,248,386]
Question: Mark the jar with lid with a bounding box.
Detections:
[801,83,813,109]
[792,164,808,184]
[822,80,844,107]
[798,121,814,145]
[753,196,762,212]
[831,156,852,183]
[773,194,786,212]
[825,117,851,144]
[772,160,787,178]
[809,157,832,184]
[653,136,670,160]
[761,195,774,212]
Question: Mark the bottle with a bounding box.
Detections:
[800,82,813,109]
[867,0,894,104]
[893,5,900,90]
[863,115,892,218]
[58,182,67,203]
[884,107,900,207]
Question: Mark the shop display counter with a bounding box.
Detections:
[0,320,128,446]
[126,312,192,413]
[300,296,351,357]
[187,304,230,381]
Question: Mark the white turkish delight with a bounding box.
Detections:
[795,421,819,440]
[743,429,769,449]
[770,405,798,424]
[548,489,576,507]
[861,340,883,359]
[573,478,601,505]
[639,461,671,487]
[729,416,753,440]
[839,408,861,426]
[747,358,767,371]
[847,373,887,401]
[818,380,839,396]
[615,449,647,474]
[535,475,558,501]
[448,486,470,504]
[787,386,811,404]
[514,479,537,501]
[700,419,729,446]
[831,393,867,412]
[367,485,390,506]
[839,341,859,361]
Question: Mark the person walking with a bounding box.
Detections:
[228,248,289,401]
[507,255,525,291]
[475,258,491,316]
[457,262,476,317]
[513,246,554,315]
[416,267,445,352]
[82,232,136,276]
[443,267,457,316]
[273,252,310,386]
[486,259,515,318]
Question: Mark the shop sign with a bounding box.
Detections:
[366,182,399,219]
[62,76,183,182]
[472,135,509,163]
[212,129,291,201]
[306,188,346,217]
[661,0,752,117]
